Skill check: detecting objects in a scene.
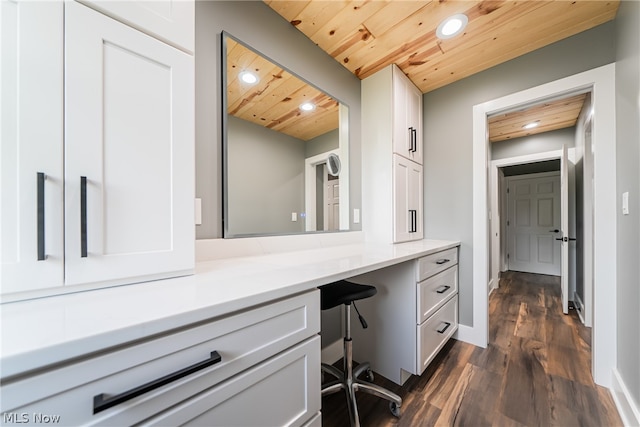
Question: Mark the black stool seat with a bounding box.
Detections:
[318,280,377,310]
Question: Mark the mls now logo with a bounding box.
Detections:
[2,413,61,424]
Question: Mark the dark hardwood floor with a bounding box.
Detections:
[321,271,622,427]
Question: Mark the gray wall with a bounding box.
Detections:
[491,127,575,161]
[615,0,640,411]
[226,116,305,236]
[423,22,616,326]
[195,1,361,239]
[306,129,339,158]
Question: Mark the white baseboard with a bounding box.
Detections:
[454,324,487,348]
[611,368,640,426]
[321,339,343,365]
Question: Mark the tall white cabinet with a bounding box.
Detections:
[1,1,194,299]
[362,64,424,243]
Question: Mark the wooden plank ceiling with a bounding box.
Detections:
[226,37,339,141]
[265,0,617,140]
[488,93,588,142]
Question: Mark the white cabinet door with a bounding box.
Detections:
[146,337,321,427]
[392,67,423,164]
[78,0,194,53]
[1,1,64,293]
[393,155,423,243]
[64,2,194,286]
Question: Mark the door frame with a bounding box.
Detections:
[304,149,338,232]
[468,63,616,387]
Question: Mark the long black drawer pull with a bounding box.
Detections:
[435,258,450,265]
[436,285,451,294]
[411,128,417,152]
[436,322,451,334]
[80,176,87,258]
[93,351,222,414]
[37,172,45,261]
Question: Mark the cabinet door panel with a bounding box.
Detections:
[146,337,321,427]
[393,155,423,243]
[64,2,194,286]
[1,1,64,294]
[78,0,194,53]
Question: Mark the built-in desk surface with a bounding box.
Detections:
[0,239,458,378]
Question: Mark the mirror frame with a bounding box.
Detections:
[221,32,350,238]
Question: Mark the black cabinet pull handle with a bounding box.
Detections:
[436,285,451,294]
[408,209,417,233]
[408,127,414,152]
[80,176,87,257]
[411,128,417,152]
[436,322,451,334]
[37,172,46,261]
[93,351,222,414]
[435,258,450,265]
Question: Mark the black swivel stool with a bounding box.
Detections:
[318,280,402,426]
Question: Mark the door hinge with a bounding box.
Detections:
[507,187,510,194]
[507,220,510,226]
[507,253,510,259]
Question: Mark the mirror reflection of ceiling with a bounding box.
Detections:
[226,37,340,141]
[265,1,619,94]
[488,93,588,143]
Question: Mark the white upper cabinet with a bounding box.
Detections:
[78,0,195,53]
[362,64,424,244]
[1,1,194,299]
[392,66,423,164]
[64,2,194,286]
[1,1,65,294]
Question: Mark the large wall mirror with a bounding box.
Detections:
[222,32,350,238]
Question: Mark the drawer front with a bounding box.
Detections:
[417,247,458,282]
[417,295,458,375]
[417,266,458,324]
[1,290,320,426]
[146,336,321,427]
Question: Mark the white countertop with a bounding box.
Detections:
[0,239,459,379]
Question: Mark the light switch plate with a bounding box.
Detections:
[195,198,202,225]
[622,192,629,215]
[354,208,360,224]
[291,212,297,222]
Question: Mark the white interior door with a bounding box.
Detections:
[324,177,339,231]
[507,172,561,276]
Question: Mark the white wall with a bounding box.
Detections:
[423,22,616,326]
[614,0,640,418]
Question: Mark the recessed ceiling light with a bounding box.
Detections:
[522,121,540,130]
[436,14,468,40]
[300,102,316,112]
[239,71,258,84]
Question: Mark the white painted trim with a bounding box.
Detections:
[611,369,640,427]
[321,339,344,366]
[454,324,485,348]
[305,149,339,232]
[473,64,616,386]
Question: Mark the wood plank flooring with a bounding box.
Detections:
[321,271,622,427]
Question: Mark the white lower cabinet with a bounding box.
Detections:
[147,337,320,426]
[350,246,459,385]
[0,291,321,426]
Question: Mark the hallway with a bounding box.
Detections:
[322,271,622,426]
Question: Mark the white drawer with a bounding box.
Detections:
[417,265,458,324]
[0,290,320,426]
[417,247,458,282]
[417,295,458,375]
[145,336,321,427]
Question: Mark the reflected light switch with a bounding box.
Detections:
[291,212,297,222]
[354,209,360,224]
